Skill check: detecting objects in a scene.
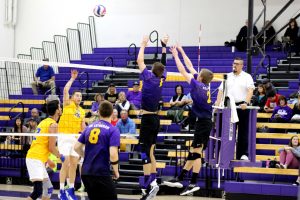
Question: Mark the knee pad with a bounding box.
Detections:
[141,152,151,164]
[187,152,201,161]
[30,181,43,200]
[43,179,53,198]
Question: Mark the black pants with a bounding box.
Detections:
[236,109,250,159]
[81,175,117,200]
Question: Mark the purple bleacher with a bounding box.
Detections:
[277,89,295,98]
[70,59,127,67]
[288,81,299,89]
[55,73,105,80]
[225,181,297,197]
[81,53,131,60]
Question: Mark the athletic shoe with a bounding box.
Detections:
[293,181,300,186]
[275,163,281,169]
[162,178,183,188]
[180,184,200,196]
[64,185,70,190]
[150,179,158,187]
[58,189,68,200]
[140,188,150,200]
[66,188,78,200]
[147,185,159,200]
[77,186,85,192]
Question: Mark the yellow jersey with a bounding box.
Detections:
[26,118,56,163]
[59,101,85,134]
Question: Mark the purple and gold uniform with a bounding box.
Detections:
[140,68,167,112]
[78,120,120,176]
[189,74,213,149]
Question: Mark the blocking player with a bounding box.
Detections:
[74,101,120,200]
[26,100,65,200]
[58,69,86,200]
[137,35,168,200]
[163,45,213,196]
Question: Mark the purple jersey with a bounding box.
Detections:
[78,120,120,176]
[140,68,166,112]
[190,74,212,119]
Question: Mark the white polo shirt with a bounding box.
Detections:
[219,71,255,103]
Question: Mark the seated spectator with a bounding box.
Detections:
[91,93,104,116]
[262,79,276,94]
[31,58,56,95]
[291,92,300,122]
[25,108,41,126]
[264,90,281,113]
[104,83,118,104]
[252,84,267,112]
[258,20,276,45]
[170,85,188,108]
[28,117,38,133]
[7,117,28,145]
[225,19,258,51]
[276,135,300,170]
[126,81,142,109]
[167,85,188,123]
[283,18,300,56]
[115,92,132,117]
[111,109,119,126]
[270,96,292,123]
[116,110,136,137]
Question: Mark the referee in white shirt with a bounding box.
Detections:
[215,57,255,160]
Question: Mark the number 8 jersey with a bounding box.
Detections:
[77,120,120,176]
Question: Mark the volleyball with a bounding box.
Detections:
[93,4,106,17]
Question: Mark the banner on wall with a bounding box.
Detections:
[4,0,17,26]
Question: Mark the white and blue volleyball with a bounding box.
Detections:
[93,5,106,17]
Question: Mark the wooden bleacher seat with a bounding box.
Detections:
[256,155,279,161]
[133,119,172,125]
[129,110,188,117]
[0,107,29,112]
[257,113,272,119]
[167,151,189,158]
[166,73,224,82]
[234,167,298,176]
[120,138,139,145]
[257,122,300,129]
[0,116,10,120]
[0,144,22,150]
[156,162,166,169]
[0,99,45,105]
[256,133,297,139]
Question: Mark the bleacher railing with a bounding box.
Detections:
[8,102,25,120]
[0,16,97,99]
[149,30,159,59]
[128,43,137,66]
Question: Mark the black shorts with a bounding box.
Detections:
[139,114,160,147]
[192,119,213,149]
[81,175,117,200]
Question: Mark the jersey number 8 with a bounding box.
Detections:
[89,128,101,144]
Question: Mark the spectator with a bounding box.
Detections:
[104,83,118,104]
[258,20,276,45]
[8,117,28,145]
[252,84,267,112]
[116,110,136,136]
[111,109,119,126]
[25,108,41,125]
[115,92,132,117]
[31,58,56,95]
[225,20,258,52]
[291,92,300,122]
[262,79,276,95]
[126,81,142,109]
[276,135,300,170]
[264,90,281,113]
[283,18,300,56]
[91,93,104,116]
[270,96,292,123]
[169,85,188,108]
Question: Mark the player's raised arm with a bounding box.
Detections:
[63,69,78,106]
[137,36,149,72]
[170,46,193,84]
[177,44,197,75]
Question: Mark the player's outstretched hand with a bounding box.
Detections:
[141,36,149,47]
[161,34,169,47]
[71,69,78,80]
[177,43,184,53]
[60,154,65,163]
[169,45,178,57]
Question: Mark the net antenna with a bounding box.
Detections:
[197,24,202,73]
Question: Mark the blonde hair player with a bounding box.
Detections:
[26,100,64,200]
[58,69,86,200]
